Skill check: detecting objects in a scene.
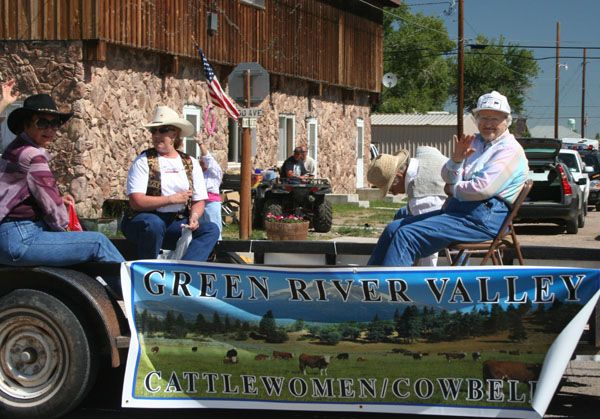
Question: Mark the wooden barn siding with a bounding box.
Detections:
[0,0,382,92]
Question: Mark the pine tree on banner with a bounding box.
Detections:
[198,48,240,120]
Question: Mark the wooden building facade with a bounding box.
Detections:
[0,0,399,217]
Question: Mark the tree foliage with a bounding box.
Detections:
[454,35,539,113]
[379,8,539,115]
[377,5,454,113]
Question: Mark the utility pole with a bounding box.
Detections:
[457,0,464,138]
[581,48,587,138]
[239,70,252,239]
[554,21,560,139]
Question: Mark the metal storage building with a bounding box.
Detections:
[370,112,478,157]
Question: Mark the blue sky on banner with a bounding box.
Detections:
[404,0,600,138]
[130,262,600,323]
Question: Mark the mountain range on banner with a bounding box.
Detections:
[136,281,429,323]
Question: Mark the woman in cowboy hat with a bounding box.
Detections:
[121,105,219,261]
[0,93,124,266]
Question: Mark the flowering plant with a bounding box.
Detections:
[265,213,306,223]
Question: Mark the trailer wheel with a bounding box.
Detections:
[312,200,333,232]
[0,289,97,418]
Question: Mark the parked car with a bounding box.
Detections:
[515,138,585,234]
[557,149,593,213]
[580,150,600,211]
[580,149,600,178]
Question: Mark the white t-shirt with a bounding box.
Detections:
[126,152,208,213]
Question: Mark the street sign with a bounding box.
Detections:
[241,118,257,128]
[239,107,264,118]
[227,62,270,107]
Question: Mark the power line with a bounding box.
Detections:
[469,43,600,50]
[405,1,453,5]
[356,0,451,37]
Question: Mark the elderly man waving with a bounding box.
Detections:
[368,91,529,266]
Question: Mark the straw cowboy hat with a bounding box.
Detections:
[144,105,195,137]
[7,94,73,134]
[367,149,410,199]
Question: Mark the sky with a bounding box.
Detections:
[403,0,600,138]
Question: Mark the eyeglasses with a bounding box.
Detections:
[35,117,62,129]
[149,126,176,134]
[477,116,506,125]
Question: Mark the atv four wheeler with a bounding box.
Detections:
[253,177,333,232]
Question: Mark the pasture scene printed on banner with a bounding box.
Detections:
[127,262,598,409]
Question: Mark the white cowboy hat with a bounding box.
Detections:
[367,149,410,199]
[144,105,195,137]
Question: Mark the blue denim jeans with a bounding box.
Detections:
[0,219,124,266]
[368,197,508,267]
[201,201,222,239]
[121,212,220,261]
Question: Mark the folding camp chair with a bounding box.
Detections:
[444,179,533,266]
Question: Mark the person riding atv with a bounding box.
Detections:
[253,174,333,233]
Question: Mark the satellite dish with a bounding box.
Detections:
[382,72,398,88]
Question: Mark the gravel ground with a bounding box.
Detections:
[545,359,600,418]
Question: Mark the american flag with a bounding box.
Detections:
[198,48,240,120]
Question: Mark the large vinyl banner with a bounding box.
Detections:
[121,261,600,418]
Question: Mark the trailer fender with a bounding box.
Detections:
[0,266,128,368]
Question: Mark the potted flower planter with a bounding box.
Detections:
[265,221,309,240]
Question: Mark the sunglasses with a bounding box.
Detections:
[35,117,62,129]
[149,126,176,134]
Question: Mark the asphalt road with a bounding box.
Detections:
[514,208,600,249]
[64,212,600,419]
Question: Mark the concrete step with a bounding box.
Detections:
[356,188,381,201]
[326,194,359,204]
[326,194,370,208]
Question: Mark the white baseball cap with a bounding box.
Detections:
[473,91,511,115]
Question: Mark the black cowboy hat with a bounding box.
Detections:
[7,93,73,134]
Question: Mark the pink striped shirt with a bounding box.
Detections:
[0,134,68,231]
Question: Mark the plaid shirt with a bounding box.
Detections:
[0,134,68,230]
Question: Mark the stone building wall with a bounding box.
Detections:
[1,41,371,217]
[255,78,371,194]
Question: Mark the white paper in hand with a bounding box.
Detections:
[158,226,193,260]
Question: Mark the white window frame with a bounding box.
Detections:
[278,114,295,163]
[356,118,365,188]
[307,117,318,175]
[182,105,202,158]
[0,101,22,152]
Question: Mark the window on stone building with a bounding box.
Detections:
[307,117,318,175]
[227,118,256,167]
[182,105,202,158]
[0,101,22,153]
[278,114,295,163]
[356,118,365,188]
[228,118,240,164]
